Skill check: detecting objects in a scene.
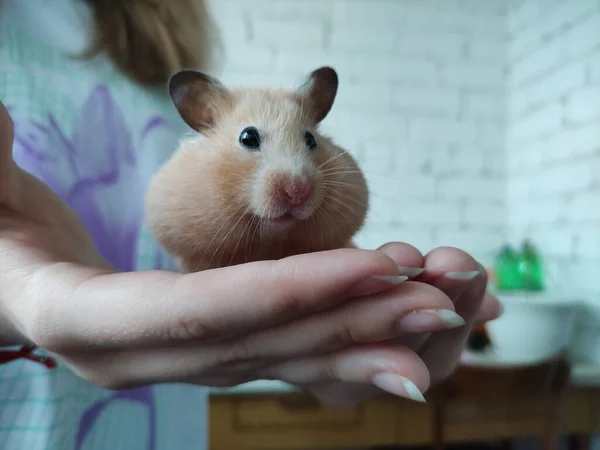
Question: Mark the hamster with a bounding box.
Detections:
[145,66,369,273]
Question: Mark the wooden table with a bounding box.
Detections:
[209,361,600,450]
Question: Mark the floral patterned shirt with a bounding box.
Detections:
[0,1,209,449]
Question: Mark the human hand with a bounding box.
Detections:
[0,99,466,395]
[302,243,502,407]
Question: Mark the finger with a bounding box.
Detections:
[475,291,503,324]
[375,242,430,351]
[259,344,430,403]
[416,247,488,383]
[63,281,459,387]
[35,248,401,351]
[375,241,425,279]
[235,281,464,360]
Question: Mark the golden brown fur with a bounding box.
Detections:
[145,68,368,272]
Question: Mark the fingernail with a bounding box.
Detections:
[372,373,426,403]
[397,309,465,332]
[347,275,408,297]
[444,270,480,280]
[397,266,425,278]
[374,275,409,284]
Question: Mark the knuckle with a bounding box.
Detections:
[167,316,213,342]
[324,323,359,352]
[219,340,258,367]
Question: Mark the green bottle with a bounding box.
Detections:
[494,245,522,291]
[519,240,544,291]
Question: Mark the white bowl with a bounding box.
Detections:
[485,292,577,365]
[568,302,600,365]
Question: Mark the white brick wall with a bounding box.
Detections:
[506,0,600,357]
[207,0,508,265]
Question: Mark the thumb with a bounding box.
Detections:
[31,248,400,352]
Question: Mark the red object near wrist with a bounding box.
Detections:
[0,345,57,369]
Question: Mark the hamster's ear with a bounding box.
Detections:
[298,66,338,124]
[168,70,230,133]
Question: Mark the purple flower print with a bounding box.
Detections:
[10,85,151,271]
[8,85,178,449]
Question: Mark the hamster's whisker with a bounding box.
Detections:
[323,192,362,230]
[199,200,249,263]
[317,149,349,170]
[322,186,369,210]
[245,216,262,263]
[228,211,256,267]
[208,204,253,268]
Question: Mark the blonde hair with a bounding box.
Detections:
[83,0,221,89]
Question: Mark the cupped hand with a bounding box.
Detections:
[0,99,463,398]
[302,243,503,407]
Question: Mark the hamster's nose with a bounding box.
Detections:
[282,176,311,207]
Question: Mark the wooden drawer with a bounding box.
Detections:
[235,394,362,428]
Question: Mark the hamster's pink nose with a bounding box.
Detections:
[282,176,311,207]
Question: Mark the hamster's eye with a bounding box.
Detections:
[304,131,317,150]
[239,127,261,150]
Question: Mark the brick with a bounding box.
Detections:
[536,132,573,164]
[511,198,565,225]
[463,92,505,119]
[393,200,462,226]
[389,141,433,173]
[540,0,600,39]
[508,103,562,141]
[573,225,600,259]
[467,39,507,63]
[565,86,600,124]
[396,33,465,60]
[391,87,460,117]
[508,0,539,34]
[589,51,600,81]
[251,0,335,21]
[437,177,504,201]
[359,139,395,176]
[437,226,505,256]
[568,188,600,222]
[285,55,438,87]
[221,45,276,73]
[563,12,600,59]
[395,175,437,199]
[335,82,392,110]
[539,158,599,196]
[439,63,504,90]
[457,0,507,16]
[477,122,505,147]
[275,51,354,78]
[252,19,325,49]
[409,118,477,144]
[509,39,564,87]
[509,23,543,60]
[332,0,406,26]
[329,26,396,53]
[509,61,586,116]
[320,111,409,151]
[430,145,485,175]
[531,227,574,257]
[462,201,505,226]
[350,57,437,86]
[570,121,600,156]
[483,145,506,176]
